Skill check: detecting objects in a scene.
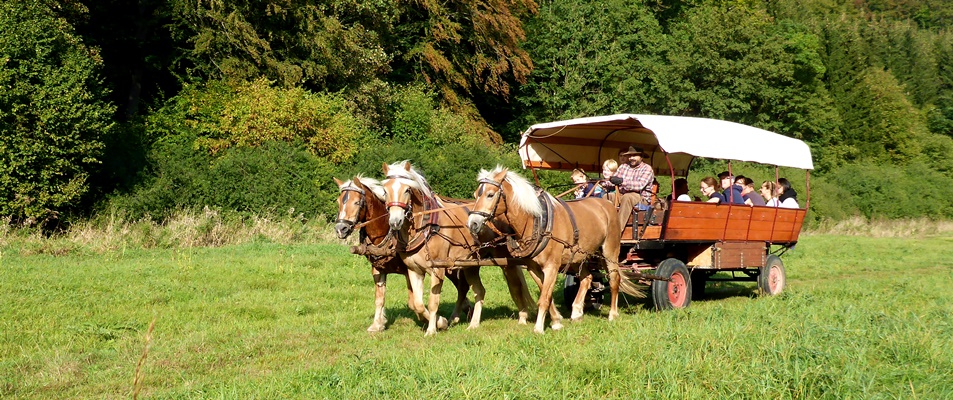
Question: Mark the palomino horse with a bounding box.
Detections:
[334,176,471,332]
[467,166,640,334]
[381,161,535,336]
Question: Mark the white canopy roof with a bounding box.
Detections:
[518,114,814,175]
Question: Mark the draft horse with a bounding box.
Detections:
[467,166,640,334]
[334,176,471,332]
[381,161,535,336]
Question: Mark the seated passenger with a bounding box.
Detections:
[777,178,799,208]
[741,177,765,206]
[718,171,745,204]
[607,146,654,229]
[700,177,726,203]
[760,181,780,207]
[667,178,692,203]
[599,159,618,194]
[571,168,605,199]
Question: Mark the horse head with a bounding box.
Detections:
[467,167,509,236]
[381,161,432,232]
[333,176,385,239]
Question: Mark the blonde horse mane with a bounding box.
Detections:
[478,166,542,217]
[384,161,434,199]
[338,175,385,201]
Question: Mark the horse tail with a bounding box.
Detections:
[618,271,648,298]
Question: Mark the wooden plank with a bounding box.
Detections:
[642,226,662,240]
[687,246,714,267]
[714,242,766,269]
[524,160,600,172]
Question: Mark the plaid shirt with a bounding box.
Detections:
[614,161,654,200]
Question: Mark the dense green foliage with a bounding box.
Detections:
[3,0,953,225]
[0,0,114,225]
[2,235,952,397]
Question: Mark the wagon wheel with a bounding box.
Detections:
[651,258,692,310]
[758,255,786,295]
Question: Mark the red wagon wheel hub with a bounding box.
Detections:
[768,265,783,293]
[668,272,687,307]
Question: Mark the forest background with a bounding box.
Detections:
[3,0,953,230]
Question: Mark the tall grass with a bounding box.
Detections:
[806,216,953,237]
[0,208,340,256]
[2,233,952,398]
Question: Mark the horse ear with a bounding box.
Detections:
[333,177,343,186]
[382,162,389,175]
[402,161,411,171]
[492,169,508,182]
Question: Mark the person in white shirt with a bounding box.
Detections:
[776,178,799,208]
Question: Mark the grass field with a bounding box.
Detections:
[2,233,952,398]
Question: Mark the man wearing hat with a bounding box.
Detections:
[607,145,654,231]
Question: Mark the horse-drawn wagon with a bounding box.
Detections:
[513,114,812,310]
[337,114,811,334]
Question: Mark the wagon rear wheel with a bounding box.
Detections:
[651,258,692,310]
[758,255,786,295]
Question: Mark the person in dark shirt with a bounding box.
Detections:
[700,176,726,203]
[738,177,765,206]
[718,171,745,204]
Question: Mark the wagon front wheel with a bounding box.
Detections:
[758,255,786,295]
[651,258,692,310]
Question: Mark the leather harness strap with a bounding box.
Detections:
[554,195,580,246]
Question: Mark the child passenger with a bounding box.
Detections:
[599,159,619,194]
[571,169,605,199]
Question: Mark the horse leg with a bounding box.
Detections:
[406,269,430,323]
[368,268,388,333]
[501,265,532,325]
[533,263,564,334]
[446,270,472,324]
[424,269,448,336]
[464,268,486,329]
[571,263,593,322]
[603,207,624,321]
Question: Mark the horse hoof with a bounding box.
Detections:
[533,327,546,334]
[367,325,385,333]
[551,322,563,331]
[608,312,619,321]
[437,316,449,330]
[467,323,480,330]
[570,311,584,321]
[424,329,436,337]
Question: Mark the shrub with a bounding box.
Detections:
[108,139,338,220]
[154,78,368,163]
[0,1,114,225]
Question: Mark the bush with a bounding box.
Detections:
[154,78,368,163]
[108,139,338,220]
[0,1,114,225]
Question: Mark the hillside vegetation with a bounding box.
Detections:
[3,0,953,227]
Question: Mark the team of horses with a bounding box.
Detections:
[335,161,641,335]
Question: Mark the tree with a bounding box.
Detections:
[0,0,114,225]
[511,0,669,136]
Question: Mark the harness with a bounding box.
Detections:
[470,179,579,260]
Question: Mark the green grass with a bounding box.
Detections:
[2,234,952,398]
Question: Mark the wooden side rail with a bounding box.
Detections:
[659,201,806,243]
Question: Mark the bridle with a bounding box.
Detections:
[384,175,412,211]
[468,178,504,221]
[335,185,366,228]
